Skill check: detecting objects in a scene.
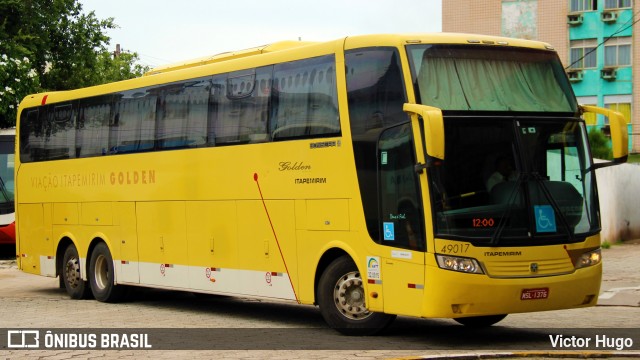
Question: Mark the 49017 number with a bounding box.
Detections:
[440,243,470,254]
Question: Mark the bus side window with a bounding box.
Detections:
[110,94,157,154]
[154,78,210,150]
[185,86,209,147]
[378,123,424,251]
[76,97,112,157]
[214,68,269,145]
[345,47,408,243]
[241,66,270,143]
[271,55,340,140]
[44,104,75,160]
[20,109,39,162]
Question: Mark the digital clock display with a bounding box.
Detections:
[472,218,495,227]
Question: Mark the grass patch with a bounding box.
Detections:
[628,153,640,163]
[601,241,612,249]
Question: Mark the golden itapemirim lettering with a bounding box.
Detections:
[109,170,156,185]
[31,172,106,191]
[30,170,156,191]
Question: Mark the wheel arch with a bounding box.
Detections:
[55,236,75,278]
[313,247,355,305]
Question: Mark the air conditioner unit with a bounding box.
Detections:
[601,11,618,23]
[567,13,584,25]
[566,69,583,82]
[600,68,617,80]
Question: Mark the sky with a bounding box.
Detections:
[79,0,442,68]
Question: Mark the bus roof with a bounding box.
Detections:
[18,33,556,110]
[144,40,317,76]
[144,33,554,76]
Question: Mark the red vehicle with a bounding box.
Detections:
[0,129,15,245]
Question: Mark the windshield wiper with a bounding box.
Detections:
[490,172,526,245]
[530,172,575,243]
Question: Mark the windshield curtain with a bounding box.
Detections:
[427,118,598,245]
[409,45,577,112]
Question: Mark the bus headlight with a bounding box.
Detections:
[575,248,601,269]
[436,254,484,274]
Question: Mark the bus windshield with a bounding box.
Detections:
[407,45,595,245]
[408,44,577,113]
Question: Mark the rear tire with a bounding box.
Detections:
[61,244,91,299]
[89,242,126,302]
[453,314,507,327]
[317,256,395,335]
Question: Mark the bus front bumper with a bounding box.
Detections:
[420,263,602,319]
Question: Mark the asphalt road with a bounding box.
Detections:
[0,241,638,359]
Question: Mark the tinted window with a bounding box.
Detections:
[379,124,424,250]
[346,47,407,242]
[19,109,42,162]
[110,91,156,154]
[271,55,340,140]
[77,96,113,157]
[19,54,341,162]
[156,79,210,149]
[213,68,270,145]
[346,48,407,136]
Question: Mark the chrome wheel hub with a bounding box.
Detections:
[93,254,109,290]
[333,271,371,320]
[64,257,81,289]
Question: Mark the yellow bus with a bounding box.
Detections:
[16,33,628,335]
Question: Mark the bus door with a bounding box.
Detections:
[377,122,426,316]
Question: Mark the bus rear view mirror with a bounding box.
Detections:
[580,105,628,164]
[403,103,445,161]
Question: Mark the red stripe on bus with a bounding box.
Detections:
[41,95,48,105]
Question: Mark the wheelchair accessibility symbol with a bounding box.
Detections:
[383,222,395,241]
[534,205,556,233]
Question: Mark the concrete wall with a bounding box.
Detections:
[597,163,640,242]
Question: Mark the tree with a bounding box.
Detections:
[0,0,149,128]
[588,127,613,160]
[94,50,149,84]
[0,55,40,127]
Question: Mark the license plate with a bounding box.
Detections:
[521,288,549,300]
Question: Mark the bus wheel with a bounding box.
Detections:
[61,244,91,299]
[318,256,396,335]
[453,314,507,327]
[89,242,126,302]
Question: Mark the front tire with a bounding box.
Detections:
[61,244,91,299]
[317,256,395,335]
[89,242,126,302]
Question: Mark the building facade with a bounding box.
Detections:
[443,0,639,153]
